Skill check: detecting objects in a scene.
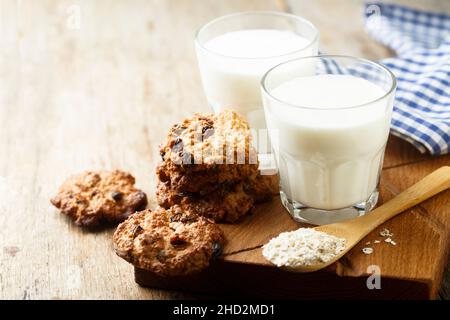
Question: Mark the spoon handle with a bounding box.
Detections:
[350,166,450,232]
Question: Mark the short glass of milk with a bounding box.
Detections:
[195,12,318,157]
[261,55,396,225]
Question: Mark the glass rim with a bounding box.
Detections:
[195,11,319,60]
[261,54,397,111]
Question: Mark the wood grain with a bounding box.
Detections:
[284,0,450,300]
[0,0,279,300]
[1,0,449,300]
[137,165,449,298]
[285,0,450,59]
[287,166,450,273]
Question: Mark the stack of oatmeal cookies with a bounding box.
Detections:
[156,110,277,223]
[51,110,278,277]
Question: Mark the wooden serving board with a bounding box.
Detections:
[135,137,450,299]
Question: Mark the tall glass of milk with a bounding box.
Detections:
[261,55,396,225]
[195,12,318,159]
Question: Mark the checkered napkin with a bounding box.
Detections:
[364,2,450,155]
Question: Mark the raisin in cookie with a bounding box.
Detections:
[51,170,147,227]
[157,110,259,193]
[156,181,255,223]
[113,206,225,276]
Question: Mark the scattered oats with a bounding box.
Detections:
[374,240,381,244]
[262,228,347,267]
[384,237,397,245]
[362,247,373,255]
[384,238,397,246]
[379,228,393,237]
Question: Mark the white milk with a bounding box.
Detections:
[264,74,392,210]
[196,29,316,133]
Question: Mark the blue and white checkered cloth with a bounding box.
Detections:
[365,2,450,155]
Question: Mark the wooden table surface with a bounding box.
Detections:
[0,0,449,299]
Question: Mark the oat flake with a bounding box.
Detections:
[380,228,393,237]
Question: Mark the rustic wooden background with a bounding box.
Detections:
[0,0,449,299]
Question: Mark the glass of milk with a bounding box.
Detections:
[195,12,318,158]
[261,55,396,225]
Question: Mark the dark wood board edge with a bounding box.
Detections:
[134,260,432,299]
[381,156,450,299]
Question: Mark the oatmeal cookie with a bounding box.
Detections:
[156,160,258,194]
[51,170,147,227]
[156,174,278,222]
[245,174,280,203]
[156,181,255,223]
[113,206,225,276]
[157,110,259,193]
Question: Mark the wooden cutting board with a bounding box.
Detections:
[135,137,450,299]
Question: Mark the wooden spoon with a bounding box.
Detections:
[286,166,450,273]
